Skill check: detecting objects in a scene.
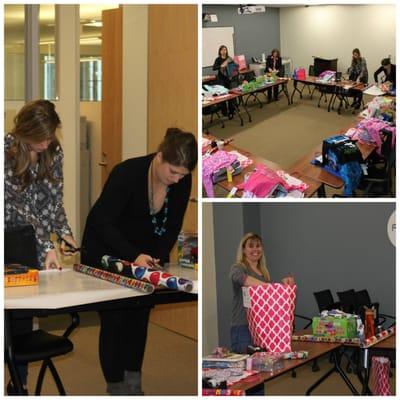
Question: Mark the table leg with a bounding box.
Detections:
[327,93,335,112]
[317,184,326,198]
[237,96,251,123]
[361,348,371,395]
[291,81,301,103]
[282,83,291,105]
[305,350,359,395]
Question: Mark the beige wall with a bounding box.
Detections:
[4,101,25,133]
[280,5,396,78]
[203,203,218,355]
[80,101,102,206]
[122,5,148,160]
[56,5,81,241]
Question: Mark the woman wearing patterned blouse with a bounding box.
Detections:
[347,48,369,109]
[4,100,78,393]
[5,100,77,269]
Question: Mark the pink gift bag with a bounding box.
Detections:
[370,356,392,395]
[244,284,297,353]
[233,55,247,71]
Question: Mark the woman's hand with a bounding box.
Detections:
[134,254,160,268]
[221,60,229,68]
[60,234,79,256]
[282,275,295,285]
[45,249,61,270]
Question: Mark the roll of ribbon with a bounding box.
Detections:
[101,255,194,293]
[73,264,154,294]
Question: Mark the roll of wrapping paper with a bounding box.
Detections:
[101,255,193,293]
[361,326,395,348]
[73,264,154,294]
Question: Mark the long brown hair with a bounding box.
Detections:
[6,99,61,189]
[351,48,362,67]
[236,233,271,281]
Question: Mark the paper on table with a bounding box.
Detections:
[363,85,385,96]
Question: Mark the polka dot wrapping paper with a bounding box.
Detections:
[101,255,194,293]
[73,264,155,293]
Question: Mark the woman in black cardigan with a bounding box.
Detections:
[265,48,283,101]
[81,128,197,395]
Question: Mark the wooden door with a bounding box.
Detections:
[101,7,122,185]
[147,4,198,340]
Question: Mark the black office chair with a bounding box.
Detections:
[313,289,341,312]
[361,129,395,197]
[336,289,357,314]
[202,104,225,131]
[5,313,80,395]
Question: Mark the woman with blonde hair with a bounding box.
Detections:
[230,233,293,354]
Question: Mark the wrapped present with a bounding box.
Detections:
[370,357,392,395]
[5,264,39,287]
[202,388,245,396]
[244,283,297,352]
[177,232,198,269]
[312,314,358,339]
[248,352,284,372]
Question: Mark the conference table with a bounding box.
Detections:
[5,266,198,394]
[229,339,358,395]
[203,135,322,198]
[291,76,367,113]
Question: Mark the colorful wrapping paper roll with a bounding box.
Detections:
[361,326,395,348]
[101,255,193,293]
[73,264,155,294]
[291,334,360,345]
[202,389,245,396]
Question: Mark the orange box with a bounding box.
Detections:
[5,269,39,287]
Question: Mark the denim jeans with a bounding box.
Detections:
[230,325,265,395]
[230,324,252,354]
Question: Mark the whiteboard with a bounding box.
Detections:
[202,27,235,68]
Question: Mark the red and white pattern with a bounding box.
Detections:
[370,356,392,395]
[246,284,297,353]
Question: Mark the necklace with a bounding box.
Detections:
[149,159,169,236]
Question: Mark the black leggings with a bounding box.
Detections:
[98,307,151,382]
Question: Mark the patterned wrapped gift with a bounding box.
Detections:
[312,315,357,339]
[243,284,297,353]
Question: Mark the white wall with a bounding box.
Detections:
[122,5,148,160]
[203,203,219,355]
[280,5,396,79]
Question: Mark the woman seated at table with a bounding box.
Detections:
[212,44,238,118]
[81,128,197,395]
[229,233,294,354]
[4,100,77,393]
[374,58,396,90]
[264,48,282,102]
[347,48,368,110]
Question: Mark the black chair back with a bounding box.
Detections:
[336,289,357,314]
[313,289,336,312]
[313,57,338,76]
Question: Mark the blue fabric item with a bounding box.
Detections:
[338,161,363,196]
[230,325,252,354]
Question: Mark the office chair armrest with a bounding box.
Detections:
[294,314,312,329]
[63,313,80,338]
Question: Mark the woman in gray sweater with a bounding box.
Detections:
[229,233,294,354]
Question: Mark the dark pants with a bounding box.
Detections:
[230,325,265,395]
[230,324,252,354]
[267,86,279,101]
[5,225,39,386]
[98,307,151,382]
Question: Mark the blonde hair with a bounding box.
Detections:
[236,233,271,281]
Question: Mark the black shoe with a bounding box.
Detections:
[228,113,234,120]
[353,102,361,110]
[7,381,28,395]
